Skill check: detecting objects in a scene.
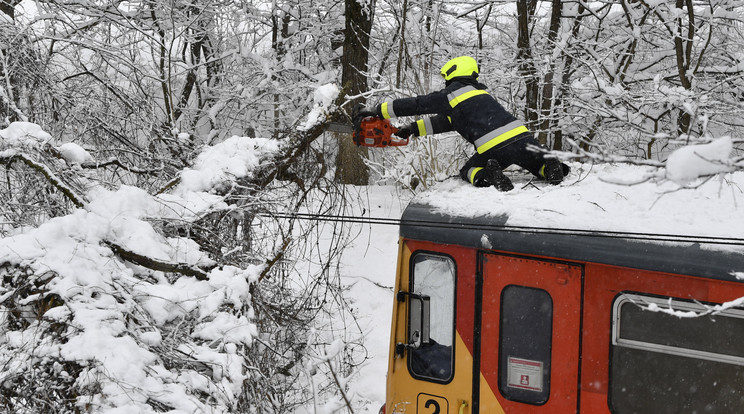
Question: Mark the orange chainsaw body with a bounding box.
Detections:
[353,117,408,147]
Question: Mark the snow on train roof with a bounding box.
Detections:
[412,162,744,241]
[403,160,744,281]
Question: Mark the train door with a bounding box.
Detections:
[387,244,475,414]
[477,253,583,413]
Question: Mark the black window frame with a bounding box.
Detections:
[498,284,553,405]
[609,292,744,414]
[406,251,457,384]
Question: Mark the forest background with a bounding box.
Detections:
[1,0,744,413]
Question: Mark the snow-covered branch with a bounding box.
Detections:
[103,240,212,280]
[0,150,85,208]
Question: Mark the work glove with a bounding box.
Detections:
[394,123,416,139]
[355,105,380,119]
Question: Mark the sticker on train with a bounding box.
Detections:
[506,357,544,392]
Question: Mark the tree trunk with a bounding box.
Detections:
[516,0,540,136]
[673,0,694,136]
[0,0,22,123]
[536,0,562,146]
[335,0,373,185]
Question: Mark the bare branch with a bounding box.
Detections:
[103,240,211,280]
[0,150,85,208]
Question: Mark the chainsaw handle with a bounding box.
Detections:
[388,137,409,146]
[388,125,410,146]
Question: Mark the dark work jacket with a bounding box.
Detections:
[379,77,527,153]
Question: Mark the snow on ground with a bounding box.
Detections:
[336,186,408,413]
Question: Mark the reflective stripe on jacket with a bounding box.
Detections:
[473,120,529,153]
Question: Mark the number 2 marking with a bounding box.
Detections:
[425,399,441,414]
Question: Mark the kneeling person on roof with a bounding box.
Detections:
[360,56,567,191]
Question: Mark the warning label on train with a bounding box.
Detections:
[506,357,543,392]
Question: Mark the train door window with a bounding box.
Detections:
[498,285,552,405]
[610,293,744,414]
[408,253,456,382]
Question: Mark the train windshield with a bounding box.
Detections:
[408,253,456,382]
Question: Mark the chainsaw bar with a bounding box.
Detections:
[326,122,354,133]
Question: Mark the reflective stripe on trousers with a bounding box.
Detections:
[468,167,483,184]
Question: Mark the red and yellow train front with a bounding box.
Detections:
[384,239,582,414]
[384,237,744,414]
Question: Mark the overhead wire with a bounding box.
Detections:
[266,212,744,247]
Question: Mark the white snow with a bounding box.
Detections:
[665,136,734,185]
[417,162,743,240]
[301,83,340,131]
[57,142,93,164]
[0,121,52,146]
[176,135,282,195]
[335,190,403,412]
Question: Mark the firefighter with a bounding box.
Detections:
[359,55,567,191]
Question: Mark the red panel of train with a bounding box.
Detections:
[381,201,744,414]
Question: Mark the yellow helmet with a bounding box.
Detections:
[440,56,479,81]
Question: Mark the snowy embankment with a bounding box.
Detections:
[0,122,280,413]
[0,119,400,413]
[334,187,405,413]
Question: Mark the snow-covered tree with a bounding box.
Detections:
[2,0,744,412]
[0,88,367,411]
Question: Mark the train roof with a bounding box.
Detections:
[400,163,744,282]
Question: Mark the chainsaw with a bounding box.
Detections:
[326,106,410,148]
[352,116,409,148]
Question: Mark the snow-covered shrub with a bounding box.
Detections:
[0,122,363,413]
[0,186,260,412]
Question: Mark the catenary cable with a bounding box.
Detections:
[264,212,744,247]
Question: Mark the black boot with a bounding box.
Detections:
[472,175,491,187]
[561,163,570,177]
[542,158,564,184]
[485,159,514,191]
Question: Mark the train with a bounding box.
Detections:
[380,195,744,414]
